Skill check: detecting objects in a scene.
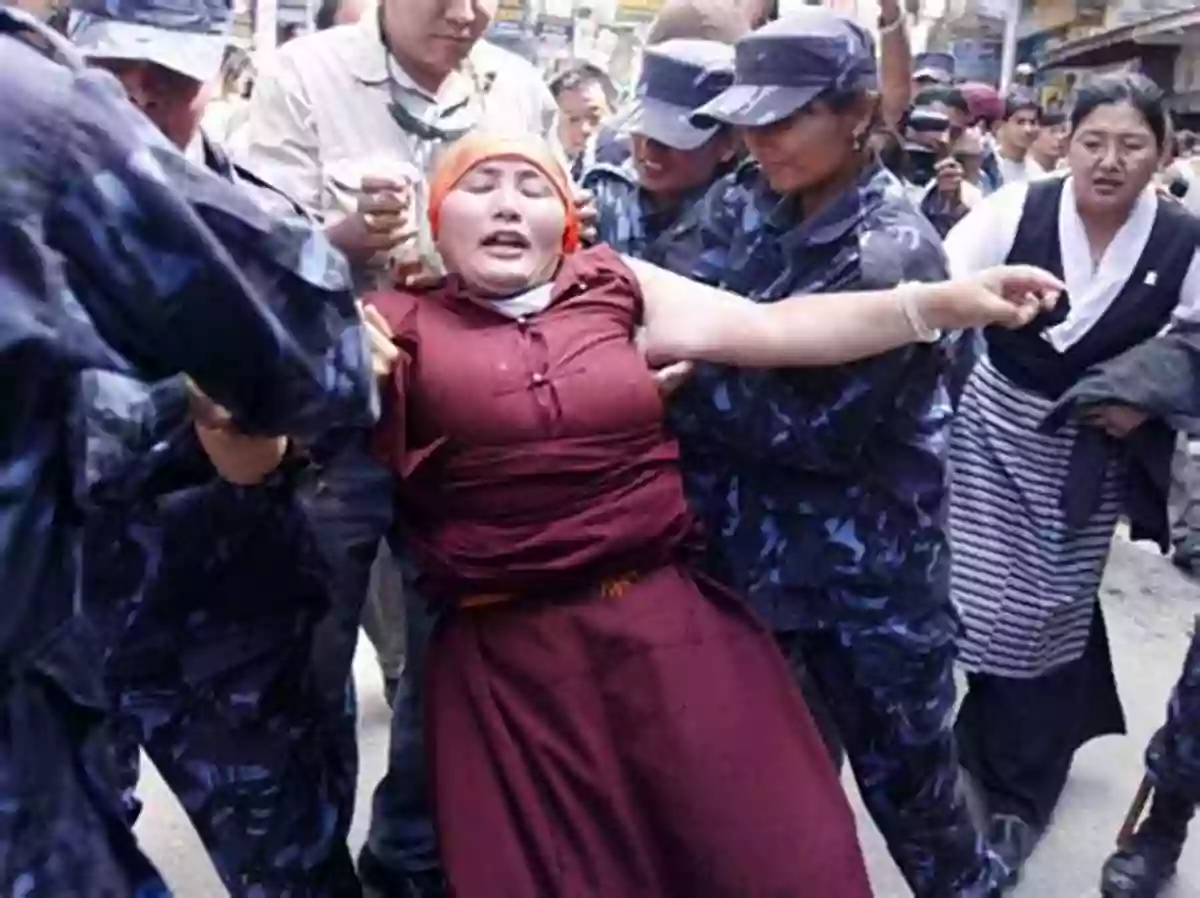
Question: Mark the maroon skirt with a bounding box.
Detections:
[426,564,872,898]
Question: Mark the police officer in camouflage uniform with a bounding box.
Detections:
[584,40,739,264]
[586,38,847,764]
[0,5,375,894]
[69,1,367,893]
[664,12,1004,897]
[1101,624,1200,897]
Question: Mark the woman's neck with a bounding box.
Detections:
[1079,208,1129,268]
[794,153,866,222]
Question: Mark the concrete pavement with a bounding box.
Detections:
[134,535,1200,897]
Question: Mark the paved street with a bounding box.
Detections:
[135,535,1199,897]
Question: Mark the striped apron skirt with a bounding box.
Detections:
[949,357,1126,679]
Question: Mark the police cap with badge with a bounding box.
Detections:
[70,0,232,84]
[626,39,735,151]
[690,9,877,130]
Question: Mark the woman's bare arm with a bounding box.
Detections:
[629,258,1060,369]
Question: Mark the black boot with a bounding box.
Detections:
[1101,790,1195,897]
[359,847,446,898]
[987,814,1040,892]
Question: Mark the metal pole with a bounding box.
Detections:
[999,0,1020,93]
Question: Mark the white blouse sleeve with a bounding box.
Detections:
[1172,249,1200,327]
[942,182,1030,280]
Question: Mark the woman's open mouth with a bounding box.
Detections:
[480,230,531,258]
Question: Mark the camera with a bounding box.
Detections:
[903,107,953,187]
[905,144,940,187]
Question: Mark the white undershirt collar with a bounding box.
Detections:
[1045,176,1158,351]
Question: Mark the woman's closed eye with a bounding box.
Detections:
[458,165,557,200]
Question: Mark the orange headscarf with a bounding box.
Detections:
[427,133,581,254]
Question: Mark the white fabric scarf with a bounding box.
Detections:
[479,283,555,320]
[1045,177,1159,352]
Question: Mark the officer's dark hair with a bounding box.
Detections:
[1070,72,1167,150]
[912,86,969,116]
[1003,90,1041,122]
[820,87,874,115]
[548,62,616,104]
[820,86,890,162]
[870,128,907,177]
[314,0,341,31]
[1039,109,1067,128]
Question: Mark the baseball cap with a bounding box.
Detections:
[913,51,955,85]
[70,0,231,84]
[626,39,735,151]
[690,10,877,130]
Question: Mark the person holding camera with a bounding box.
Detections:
[903,88,985,237]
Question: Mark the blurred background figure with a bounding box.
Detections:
[913,50,955,89]
[203,45,255,152]
[903,86,983,236]
[549,61,616,179]
[1029,108,1068,175]
[993,89,1044,185]
[314,0,367,31]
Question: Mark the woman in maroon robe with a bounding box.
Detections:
[366,134,1061,898]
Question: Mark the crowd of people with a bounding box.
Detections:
[1,0,1199,897]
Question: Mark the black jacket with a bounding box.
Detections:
[1042,327,1200,551]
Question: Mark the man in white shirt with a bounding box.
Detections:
[993,90,1044,185]
[238,0,557,241]
[1029,108,1068,176]
[236,3,562,896]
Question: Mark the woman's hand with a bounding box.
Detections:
[186,380,288,485]
[574,188,600,245]
[653,361,694,399]
[920,265,1063,332]
[1083,404,1150,438]
[359,301,400,380]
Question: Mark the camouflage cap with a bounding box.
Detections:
[69,0,232,84]
[626,39,735,151]
[913,51,956,85]
[690,9,877,130]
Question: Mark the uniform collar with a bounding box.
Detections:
[751,159,892,249]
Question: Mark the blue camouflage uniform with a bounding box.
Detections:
[0,8,375,896]
[586,158,709,261]
[1148,624,1200,804]
[80,148,363,898]
[666,12,1000,898]
[68,3,363,892]
[1100,624,1200,894]
[584,39,734,264]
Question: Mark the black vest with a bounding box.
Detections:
[986,177,1198,400]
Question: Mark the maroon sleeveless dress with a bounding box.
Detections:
[370,246,870,898]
